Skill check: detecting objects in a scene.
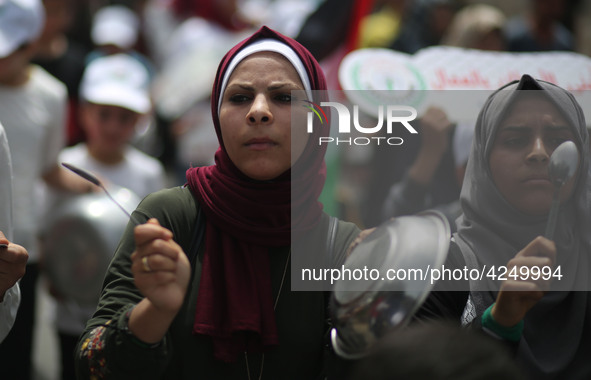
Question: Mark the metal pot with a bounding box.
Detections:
[41,187,140,306]
[330,210,450,359]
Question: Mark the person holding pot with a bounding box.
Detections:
[420,74,591,379]
[75,26,360,379]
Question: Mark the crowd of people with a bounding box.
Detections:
[0,0,589,379]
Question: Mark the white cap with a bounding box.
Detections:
[91,5,139,50]
[0,0,45,58]
[80,54,151,113]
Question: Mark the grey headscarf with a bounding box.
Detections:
[455,74,591,378]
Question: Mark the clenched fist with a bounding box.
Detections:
[0,231,28,302]
[131,218,191,314]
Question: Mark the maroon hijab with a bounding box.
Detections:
[186,26,329,362]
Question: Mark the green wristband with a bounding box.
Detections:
[481,304,524,342]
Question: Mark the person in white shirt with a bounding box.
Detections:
[0,1,91,378]
[0,122,28,343]
[46,52,166,380]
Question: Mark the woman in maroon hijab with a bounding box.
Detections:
[75,26,360,379]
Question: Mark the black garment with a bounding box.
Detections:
[295,0,356,62]
[414,241,469,323]
[32,42,88,100]
[59,332,79,380]
[0,263,39,380]
[388,0,457,54]
[417,240,591,379]
[32,41,89,146]
[504,18,575,52]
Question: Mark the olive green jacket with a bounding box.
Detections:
[75,186,360,379]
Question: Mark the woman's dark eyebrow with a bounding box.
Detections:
[267,82,301,90]
[499,125,571,132]
[544,125,571,131]
[231,84,254,91]
[498,125,529,133]
[227,82,300,92]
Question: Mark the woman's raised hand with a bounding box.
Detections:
[131,218,191,315]
[492,236,556,327]
[418,106,454,157]
[408,107,454,185]
[0,231,28,302]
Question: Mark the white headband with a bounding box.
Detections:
[217,39,313,114]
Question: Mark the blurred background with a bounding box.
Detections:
[15,0,591,378]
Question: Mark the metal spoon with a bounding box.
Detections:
[544,141,579,240]
[61,162,142,226]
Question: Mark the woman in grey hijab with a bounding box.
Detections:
[419,74,591,379]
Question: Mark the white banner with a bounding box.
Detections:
[339,47,591,124]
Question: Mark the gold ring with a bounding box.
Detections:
[142,256,151,272]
